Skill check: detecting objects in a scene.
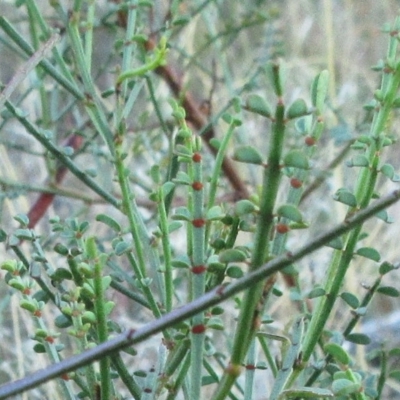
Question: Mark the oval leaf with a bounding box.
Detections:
[311,69,329,113]
[356,247,381,262]
[332,379,360,396]
[226,265,244,279]
[346,333,371,345]
[381,163,395,179]
[218,249,247,263]
[235,200,258,216]
[277,204,303,223]
[284,150,310,169]
[233,145,264,165]
[324,343,350,365]
[326,237,344,250]
[379,261,396,275]
[340,292,359,309]
[245,94,272,118]
[307,286,326,299]
[286,98,309,119]
[96,214,121,232]
[346,155,369,167]
[333,188,357,207]
[377,286,400,297]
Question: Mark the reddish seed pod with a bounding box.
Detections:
[61,374,70,381]
[191,324,206,334]
[45,336,55,344]
[192,181,203,191]
[192,152,202,162]
[304,136,316,146]
[192,218,206,228]
[33,310,42,317]
[290,178,303,188]
[276,223,290,234]
[191,265,207,274]
[245,364,256,370]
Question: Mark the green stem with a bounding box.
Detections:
[89,238,111,400]
[111,353,141,399]
[158,185,174,312]
[213,98,286,399]
[4,100,120,208]
[189,139,206,400]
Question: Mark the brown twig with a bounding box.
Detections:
[27,134,83,228]
[148,38,249,199]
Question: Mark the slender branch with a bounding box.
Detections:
[0,189,399,399]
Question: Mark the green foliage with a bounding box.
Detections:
[0,1,400,400]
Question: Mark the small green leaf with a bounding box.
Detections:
[380,163,395,179]
[0,229,7,242]
[389,348,400,357]
[207,317,224,330]
[324,343,350,365]
[233,145,264,165]
[104,301,115,315]
[333,188,357,207]
[340,292,359,309]
[286,98,310,119]
[102,276,112,291]
[346,333,371,345]
[346,155,370,167]
[54,243,69,256]
[171,255,191,269]
[150,165,161,183]
[82,311,97,324]
[114,241,132,256]
[331,379,360,396]
[218,249,247,263]
[20,299,37,313]
[14,228,35,241]
[244,94,272,118]
[389,370,400,381]
[175,144,192,157]
[168,221,182,233]
[377,286,400,297]
[311,70,329,113]
[50,268,73,282]
[162,182,175,198]
[375,209,394,223]
[356,247,381,262]
[14,213,30,227]
[206,206,224,221]
[255,361,268,370]
[226,265,244,278]
[211,306,224,315]
[55,314,72,328]
[174,171,192,185]
[277,204,303,223]
[172,207,192,221]
[295,115,313,134]
[283,150,310,169]
[209,138,221,150]
[33,343,46,353]
[326,237,343,250]
[234,200,258,216]
[379,261,397,275]
[307,286,326,299]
